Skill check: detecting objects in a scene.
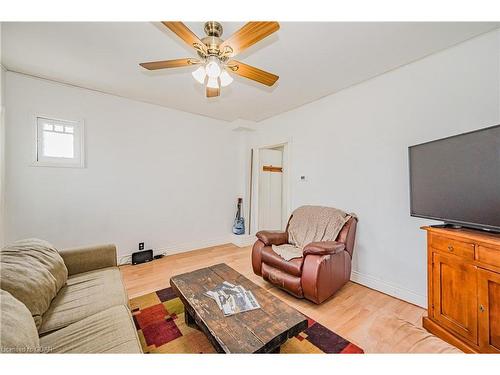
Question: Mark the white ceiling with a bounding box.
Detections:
[2,22,499,122]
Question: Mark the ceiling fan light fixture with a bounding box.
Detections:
[139,22,280,98]
[206,76,219,89]
[219,70,233,87]
[205,56,222,78]
[191,66,206,84]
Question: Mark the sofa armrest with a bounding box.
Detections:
[255,231,288,246]
[303,241,345,257]
[59,244,117,276]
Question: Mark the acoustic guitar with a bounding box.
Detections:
[232,198,245,235]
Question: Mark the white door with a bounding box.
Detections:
[258,149,283,231]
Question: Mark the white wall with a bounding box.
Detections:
[4,28,499,306]
[4,72,241,259]
[248,29,500,306]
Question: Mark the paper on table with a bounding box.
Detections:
[204,282,261,316]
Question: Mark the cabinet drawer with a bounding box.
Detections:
[431,235,474,259]
[476,245,500,269]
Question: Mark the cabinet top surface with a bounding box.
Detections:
[422,226,500,247]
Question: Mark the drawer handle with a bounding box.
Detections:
[480,305,485,313]
[447,245,454,252]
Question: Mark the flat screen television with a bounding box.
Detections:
[409,124,500,232]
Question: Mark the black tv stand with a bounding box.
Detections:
[429,223,462,229]
[429,223,500,234]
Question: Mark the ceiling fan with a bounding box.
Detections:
[139,21,280,98]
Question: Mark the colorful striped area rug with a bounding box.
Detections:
[130,287,364,354]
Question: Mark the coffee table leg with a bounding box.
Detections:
[270,346,281,353]
[185,307,198,329]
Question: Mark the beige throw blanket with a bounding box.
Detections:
[272,206,353,261]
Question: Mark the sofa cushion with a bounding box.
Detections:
[0,239,68,329]
[40,305,142,353]
[39,267,128,335]
[261,247,304,277]
[0,289,41,353]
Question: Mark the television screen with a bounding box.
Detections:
[409,124,500,231]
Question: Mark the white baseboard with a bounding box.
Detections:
[230,234,256,247]
[159,235,235,256]
[350,270,427,308]
[117,235,234,265]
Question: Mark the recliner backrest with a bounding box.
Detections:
[284,207,357,257]
[336,218,357,257]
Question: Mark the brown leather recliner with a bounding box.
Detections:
[252,214,357,304]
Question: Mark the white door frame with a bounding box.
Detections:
[249,140,291,234]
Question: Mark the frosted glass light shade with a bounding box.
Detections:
[219,70,233,87]
[191,66,206,84]
[206,77,219,89]
[205,56,222,78]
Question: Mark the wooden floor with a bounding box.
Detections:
[120,243,428,353]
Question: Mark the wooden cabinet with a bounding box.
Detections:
[478,268,500,353]
[431,253,478,344]
[422,226,500,353]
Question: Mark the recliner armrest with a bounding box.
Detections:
[255,231,289,246]
[303,241,345,257]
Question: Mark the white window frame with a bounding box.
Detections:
[33,115,85,168]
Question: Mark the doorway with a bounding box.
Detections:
[249,142,289,234]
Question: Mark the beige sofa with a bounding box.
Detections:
[0,239,142,354]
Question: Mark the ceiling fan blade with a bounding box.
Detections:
[162,22,207,54]
[206,86,220,98]
[139,58,200,70]
[227,60,279,86]
[219,22,279,58]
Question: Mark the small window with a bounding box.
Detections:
[34,116,84,168]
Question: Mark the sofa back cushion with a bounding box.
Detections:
[0,289,41,353]
[0,239,68,329]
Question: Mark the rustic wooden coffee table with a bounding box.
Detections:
[170,263,308,353]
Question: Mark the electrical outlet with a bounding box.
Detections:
[139,242,145,251]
